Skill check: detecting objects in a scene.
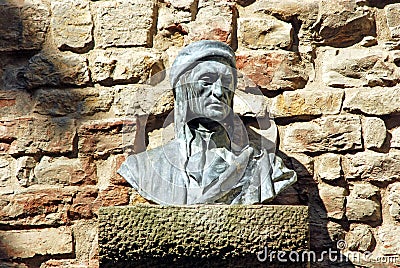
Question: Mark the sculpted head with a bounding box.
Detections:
[170,41,237,123]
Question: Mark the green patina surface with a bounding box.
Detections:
[98,205,309,268]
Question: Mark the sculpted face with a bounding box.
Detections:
[186,60,235,122]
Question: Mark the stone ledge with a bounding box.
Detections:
[98,205,309,267]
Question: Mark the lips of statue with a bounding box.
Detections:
[188,61,235,122]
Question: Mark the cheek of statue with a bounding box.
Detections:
[187,83,232,121]
[188,89,206,118]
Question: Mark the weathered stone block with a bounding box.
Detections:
[0,156,16,191]
[314,153,342,182]
[0,4,21,51]
[78,119,136,158]
[69,186,98,220]
[287,153,314,177]
[345,224,374,252]
[186,1,237,46]
[89,48,164,85]
[318,183,346,220]
[320,48,400,88]
[21,0,51,49]
[72,220,98,264]
[249,1,314,22]
[147,124,175,150]
[96,154,128,187]
[343,87,400,115]
[388,182,400,221]
[377,225,400,255]
[391,127,400,148]
[33,88,82,116]
[94,0,157,48]
[269,89,343,118]
[34,156,96,186]
[326,221,346,245]
[40,259,96,268]
[0,91,33,118]
[385,4,400,39]
[33,87,115,117]
[312,0,374,47]
[236,51,309,91]
[245,0,319,49]
[17,52,90,90]
[351,183,380,200]
[346,197,381,224]
[15,156,36,188]
[98,205,309,267]
[0,187,77,226]
[51,0,93,52]
[233,90,268,118]
[0,117,76,155]
[342,151,400,183]
[154,30,187,52]
[346,183,381,224]
[362,117,386,149]
[81,87,115,117]
[94,186,130,209]
[0,227,73,259]
[157,3,192,30]
[0,1,49,51]
[238,17,293,50]
[153,0,193,51]
[282,115,362,153]
[112,85,173,117]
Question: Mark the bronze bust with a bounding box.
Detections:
[118,40,296,205]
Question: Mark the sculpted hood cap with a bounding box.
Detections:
[170,40,237,88]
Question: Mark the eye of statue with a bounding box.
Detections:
[199,73,218,86]
[221,75,232,87]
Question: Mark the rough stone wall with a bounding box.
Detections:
[0,0,399,267]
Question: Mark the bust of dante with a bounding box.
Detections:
[118,40,296,205]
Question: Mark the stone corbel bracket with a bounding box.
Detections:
[98,205,309,267]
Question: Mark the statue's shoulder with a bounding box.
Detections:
[128,139,179,162]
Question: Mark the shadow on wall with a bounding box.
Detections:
[368,0,400,8]
[0,0,90,159]
[0,1,83,267]
[270,150,355,268]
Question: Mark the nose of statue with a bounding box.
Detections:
[211,78,223,98]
